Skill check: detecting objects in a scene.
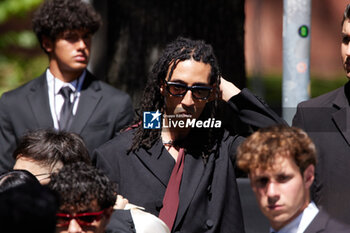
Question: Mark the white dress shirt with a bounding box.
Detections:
[122,204,170,233]
[46,68,85,129]
[130,208,170,233]
[270,202,319,233]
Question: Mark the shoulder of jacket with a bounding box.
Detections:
[298,86,344,108]
[1,76,44,99]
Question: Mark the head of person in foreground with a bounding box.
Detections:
[13,129,91,184]
[237,125,316,231]
[48,162,116,233]
[0,170,58,233]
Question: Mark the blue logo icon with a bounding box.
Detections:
[143,110,161,129]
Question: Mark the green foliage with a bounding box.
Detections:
[0,54,48,95]
[310,77,347,97]
[247,74,347,107]
[0,30,38,49]
[0,0,43,23]
[0,0,45,96]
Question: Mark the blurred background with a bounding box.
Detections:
[1,1,348,232]
[0,0,348,107]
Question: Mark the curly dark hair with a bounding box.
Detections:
[48,162,117,211]
[129,37,222,159]
[32,0,101,47]
[13,129,91,170]
[237,125,316,175]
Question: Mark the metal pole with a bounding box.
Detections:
[282,0,312,125]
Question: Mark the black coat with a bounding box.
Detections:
[106,210,136,233]
[0,71,134,173]
[94,89,285,233]
[293,81,350,224]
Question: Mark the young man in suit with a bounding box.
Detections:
[292,4,350,224]
[237,125,350,233]
[94,37,285,232]
[0,0,134,173]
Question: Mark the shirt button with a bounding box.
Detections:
[155,200,163,211]
[206,219,214,229]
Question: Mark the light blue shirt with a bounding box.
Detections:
[270,202,319,233]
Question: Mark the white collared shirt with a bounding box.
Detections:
[270,202,319,233]
[121,204,170,233]
[46,68,85,129]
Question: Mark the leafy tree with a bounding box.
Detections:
[0,0,46,95]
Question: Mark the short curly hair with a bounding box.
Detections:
[32,0,101,46]
[48,162,116,211]
[237,125,316,175]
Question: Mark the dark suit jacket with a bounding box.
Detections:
[0,71,134,173]
[94,89,285,233]
[304,209,350,233]
[293,81,350,224]
[106,210,136,233]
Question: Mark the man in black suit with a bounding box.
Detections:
[237,125,350,233]
[292,4,350,224]
[0,0,134,173]
[94,37,285,233]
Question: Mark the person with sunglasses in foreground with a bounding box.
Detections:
[94,37,286,233]
[49,162,170,233]
[48,162,117,233]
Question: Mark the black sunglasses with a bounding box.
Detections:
[165,81,212,100]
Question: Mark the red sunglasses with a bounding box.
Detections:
[56,209,106,227]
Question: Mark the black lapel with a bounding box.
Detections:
[27,73,54,128]
[69,71,102,134]
[332,83,350,146]
[174,149,207,229]
[134,140,175,187]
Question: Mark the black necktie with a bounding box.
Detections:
[59,86,73,130]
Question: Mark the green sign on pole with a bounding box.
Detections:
[298,25,309,38]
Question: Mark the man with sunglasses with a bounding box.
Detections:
[50,162,170,233]
[48,162,133,233]
[94,37,285,233]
